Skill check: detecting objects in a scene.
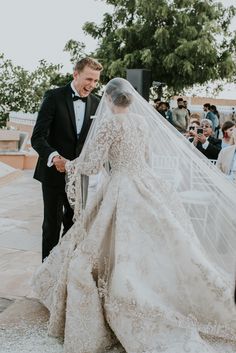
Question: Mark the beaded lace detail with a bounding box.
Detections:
[32,113,236,353]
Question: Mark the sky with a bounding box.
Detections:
[0,0,113,72]
[0,0,236,99]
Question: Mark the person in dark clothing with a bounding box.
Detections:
[31,57,103,260]
[189,118,221,160]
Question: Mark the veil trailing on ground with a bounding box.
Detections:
[66,77,236,283]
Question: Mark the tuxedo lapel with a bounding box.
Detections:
[79,95,92,140]
[65,85,77,135]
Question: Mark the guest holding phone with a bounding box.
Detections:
[189,119,222,159]
[185,120,200,140]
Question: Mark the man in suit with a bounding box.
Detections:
[189,118,222,160]
[31,57,103,260]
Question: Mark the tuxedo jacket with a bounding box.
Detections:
[216,145,236,175]
[189,136,222,160]
[31,83,100,188]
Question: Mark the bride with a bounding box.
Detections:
[33,78,236,353]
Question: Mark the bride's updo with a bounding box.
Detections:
[105,78,133,107]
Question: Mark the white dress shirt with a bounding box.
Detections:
[201,137,209,150]
[229,151,236,181]
[71,82,86,135]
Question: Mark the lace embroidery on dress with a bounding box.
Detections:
[32,107,236,353]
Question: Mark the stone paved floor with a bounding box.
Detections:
[0,170,126,353]
[0,170,42,301]
[0,171,49,353]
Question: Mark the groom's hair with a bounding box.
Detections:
[74,57,103,72]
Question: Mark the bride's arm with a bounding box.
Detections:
[65,118,121,219]
[65,118,120,176]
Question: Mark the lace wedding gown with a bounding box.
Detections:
[33,113,236,353]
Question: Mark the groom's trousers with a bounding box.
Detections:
[41,184,74,261]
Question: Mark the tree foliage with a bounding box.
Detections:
[64,39,86,66]
[0,54,61,126]
[83,0,236,94]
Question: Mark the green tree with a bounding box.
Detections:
[82,0,236,95]
[64,39,86,66]
[50,39,87,87]
[0,54,61,127]
[29,60,62,112]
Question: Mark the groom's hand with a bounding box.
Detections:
[53,156,68,173]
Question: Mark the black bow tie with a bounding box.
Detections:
[72,95,87,103]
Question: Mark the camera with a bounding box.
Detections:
[197,128,203,134]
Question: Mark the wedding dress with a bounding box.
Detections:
[33,78,236,353]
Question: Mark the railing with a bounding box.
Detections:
[9,117,36,126]
[9,112,37,126]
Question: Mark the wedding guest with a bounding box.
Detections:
[172,97,189,133]
[221,120,235,148]
[157,101,168,118]
[203,103,217,131]
[216,127,236,182]
[185,120,200,140]
[183,100,191,115]
[210,104,220,137]
[153,97,161,110]
[189,112,201,124]
[189,118,222,160]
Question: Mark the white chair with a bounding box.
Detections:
[152,155,181,189]
[178,159,216,237]
[152,156,216,237]
[18,132,29,151]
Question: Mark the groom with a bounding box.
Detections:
[31,57,103,260]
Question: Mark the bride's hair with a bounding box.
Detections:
[106,78,133,107]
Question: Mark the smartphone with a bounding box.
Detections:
[197,128,203,134]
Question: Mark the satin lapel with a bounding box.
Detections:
[65,85,77,135]
[79,95,92,139]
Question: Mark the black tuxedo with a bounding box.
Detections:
[32,84,99,188]
[31,83,100,259]
[189,136,222,160]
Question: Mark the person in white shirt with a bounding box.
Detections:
[216,127,236,182]
[220,120,235,148]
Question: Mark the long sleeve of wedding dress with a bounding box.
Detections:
[65,117,121,221]
[33,112,236,353]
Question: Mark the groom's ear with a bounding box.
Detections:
[73,70,79,80]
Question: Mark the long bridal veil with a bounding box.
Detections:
[67,77,236,288]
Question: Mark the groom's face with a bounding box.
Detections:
[73,66,100,97]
